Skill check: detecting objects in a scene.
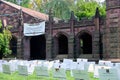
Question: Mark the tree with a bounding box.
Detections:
[44,0,72,20]
[28,0,49,12]
[6,0,30,8]
[5,0,17,4]
[20,0,31,8]
[28,0,72,20]
[0,20,12,58]
[6,0,106,20]
[72,0,106,20]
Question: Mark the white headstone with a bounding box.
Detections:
[2,64,11,74]
[94,65,111,78]
[71,69,89,80]
[76,62,85,70]
[99,68,119,80]
[53,68,66,80]
[98,60,112,66]
[77,58,88,63]
[88,64,95,73]
[0,60,7,72]
[63,59,73,70]
[70,62,77,70]
[18,65,28,76]
[35,66,49,77]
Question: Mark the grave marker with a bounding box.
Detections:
[71,69,89,80]
[2,64,11,74]
[53,68,66,80]
[99,68,119,80]
[18,65,28,76]
[35,66,49,76]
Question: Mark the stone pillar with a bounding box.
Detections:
[93,8,101,59]
[46,9,53,60]
[75,38,80,58]
[68,11,76,58]
[17,9,24,59]
[17,36,23,59]
[92,31,100,58]
[52,37,58,59]
[23,37,30,60]
[46,35,52,60]
[68,33,74,58]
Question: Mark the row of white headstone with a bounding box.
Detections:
[0,59,120,80]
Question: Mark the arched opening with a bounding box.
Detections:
[79,32,92,54]
[58,34,68,54]
[30,35,46,60]
[10,36,17,56]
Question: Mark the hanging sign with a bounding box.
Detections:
[24,21,45,36]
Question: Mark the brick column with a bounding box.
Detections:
[92,8,101,59]
[46,35,52,60]
[17,36,23,59]
[46,10,53,60]
[23,37,30,60]
[68,33,74,58]
[68,11,76,58]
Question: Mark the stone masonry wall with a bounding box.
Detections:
[105,0,120,58]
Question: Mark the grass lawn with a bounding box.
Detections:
[0,70,99,80]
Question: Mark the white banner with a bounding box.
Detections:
[24,21,45,36]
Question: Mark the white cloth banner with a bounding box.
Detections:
[24,21,45,36]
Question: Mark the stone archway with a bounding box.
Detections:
[30,35,46,60]
[79,33,92,54]
[54,33,69,59]
[58,34,68,55]
[76,31,92,57]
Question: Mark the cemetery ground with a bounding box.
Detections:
[0,58,119,80]
[0,70,99,80]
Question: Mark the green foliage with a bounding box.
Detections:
[28,0,72,20]
[6,0,30,8]
[20,0,30,8]
[5,0,17,4]
[45,0,72,20]
[0,20,2,28]
[28,0,105,20]
[0,20,12,57]
[72,0,106,20]
[6,0,106,20]
[28,0,45,12]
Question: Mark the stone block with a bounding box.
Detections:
[109,27,118,33]
[109,13,118,19]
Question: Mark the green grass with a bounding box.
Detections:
[0,71,99,80]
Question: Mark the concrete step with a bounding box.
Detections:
[55,54,68,60]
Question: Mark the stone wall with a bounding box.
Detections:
[104,0,120,58]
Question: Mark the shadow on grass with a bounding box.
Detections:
[0,71,99,80]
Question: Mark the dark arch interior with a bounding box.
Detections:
[30,35,46,60]
[58,34,68,54]
[79,33,92,54]
[10,36,17,56]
